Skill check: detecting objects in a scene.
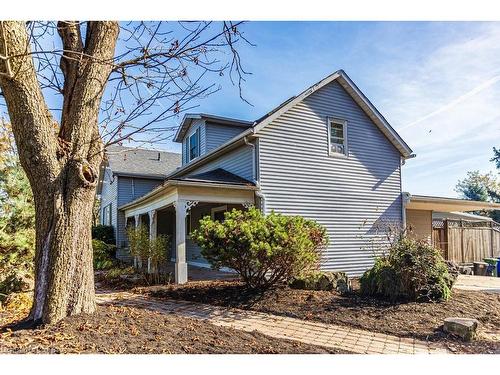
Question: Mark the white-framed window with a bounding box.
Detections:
[188,128,201,161]
[102,204,112,225]
[211,205,227,222]
[327,118,348,157]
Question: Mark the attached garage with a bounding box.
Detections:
[403,193,500,262]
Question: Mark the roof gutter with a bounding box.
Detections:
[405,193,500,211]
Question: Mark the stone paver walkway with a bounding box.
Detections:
[454,275,500,293]
[96,291,449,354]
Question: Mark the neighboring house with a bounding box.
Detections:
[103,69,500,281]
[97,146,181,259]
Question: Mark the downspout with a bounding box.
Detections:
[401,192,411,231]
[400,154,416,231]
[244,136,266,212]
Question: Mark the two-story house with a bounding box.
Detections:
[101,69,500,283]
[114,69,413,283]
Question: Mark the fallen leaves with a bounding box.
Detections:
[0,304,340,354]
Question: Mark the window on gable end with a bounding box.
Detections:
[328,118,348,157]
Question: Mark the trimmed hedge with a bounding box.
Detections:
[191,208,328,289]
[92,224,115,245]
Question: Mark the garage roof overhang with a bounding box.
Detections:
[404,193,500,212]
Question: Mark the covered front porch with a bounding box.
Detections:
[119,178,257,284]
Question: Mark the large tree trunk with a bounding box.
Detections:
[0,21,119,324]
[31,162,99,323]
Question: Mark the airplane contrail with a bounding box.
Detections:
[400,74,500,130]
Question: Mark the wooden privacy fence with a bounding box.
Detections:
[432,219,500,263]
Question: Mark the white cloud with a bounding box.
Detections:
[376,23,500,196]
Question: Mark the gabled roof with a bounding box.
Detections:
[167,69,414,180]
[173,113,253,143]
[252,70,413,158]
[104,145,181,178]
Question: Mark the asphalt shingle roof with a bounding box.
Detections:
[105,145,181,178]
[176,168,254,186]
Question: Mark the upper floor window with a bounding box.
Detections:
[189,128,200,161]
[328,118,348,157]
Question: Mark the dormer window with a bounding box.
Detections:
[328,118,348,157]
[189,128,200,161]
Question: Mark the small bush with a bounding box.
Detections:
[127,224,150,263]
[289,271,351,294]
[92,239,116,270]
[126,225,170,284]
[92,225,115,245]
[104,266,136,279]
[191,208,328,289]
[360,235,453,302]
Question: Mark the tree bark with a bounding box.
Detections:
[0,21,119,324]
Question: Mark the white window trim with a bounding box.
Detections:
[327,117,348,158]
[211,205,227,220]
[188,127,201,162]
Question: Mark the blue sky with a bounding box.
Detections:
[3,21,498,198]
[156,21,500,197]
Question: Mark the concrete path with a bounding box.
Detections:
[454,275,500,293]
[96,291,449,354]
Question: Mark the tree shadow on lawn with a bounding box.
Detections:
[0,317,42,333]
[140,280,271,309]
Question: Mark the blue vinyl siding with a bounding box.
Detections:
[257,81,403,276]
[181,119,206,165]
[205,122,247,152]
[115,176,163,260]
[99,167,118,244]
[185,143,255,182]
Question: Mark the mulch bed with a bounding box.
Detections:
[0,303,345,354]
[138,280,500,354]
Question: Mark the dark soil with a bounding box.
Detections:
[138,280,500,354]
[0,304,345,354]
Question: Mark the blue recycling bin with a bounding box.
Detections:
[497,258,500,277]
[484,258,498,277]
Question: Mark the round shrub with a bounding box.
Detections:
[360,236,454,302]
[191,208,328,289]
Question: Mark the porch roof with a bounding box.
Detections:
[405,193,500,212]
[119,177,257,212]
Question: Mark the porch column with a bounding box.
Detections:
[174,200,188,284]
[173,199,198,284]
[133,214,140,268]
[148,209,157,274]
